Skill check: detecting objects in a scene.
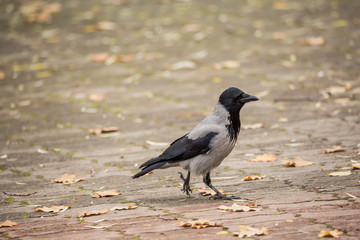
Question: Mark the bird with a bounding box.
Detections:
[132,87,259,200]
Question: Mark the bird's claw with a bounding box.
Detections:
[178,172,192,197]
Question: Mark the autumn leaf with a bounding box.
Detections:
[0,220,18,228]
[284,157,315,167]
[248,154,277,162]
[198,187,227,196]
[0,70,5,80]
[218,203,260,212]
[88,127,119,135]
[36,205,71,213]
[51,174,85,183]
[352,163,360,169]
[328,171,351,177]
[89,53,110,62]
[241,175,266,181]
[110,205,138,211]
[324,145,346,154]
[88,93,105,102]
[212,60,240,70]
[78,209,109,218]
[303,36,325,46]
[96,21,116,31]
[242,123,264,130]
[177,219,222,229]
[91,189,120,198]
[318,229,343,238]
[233,225,269,238]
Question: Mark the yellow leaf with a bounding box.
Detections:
[352,163,360,169]
[318,229,343,238]
[177,219,222,229]
[234,225,269,238]
[216,230,229,235]
[328,171,351,177]
[198,187,227,196]
[241,175,266,181]
[324,145,346,154]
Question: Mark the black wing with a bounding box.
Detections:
[132,132,218,178]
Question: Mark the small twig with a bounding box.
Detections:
[3,191,37,196]
[320,167,329,176]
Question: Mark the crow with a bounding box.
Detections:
[132,87,258,200]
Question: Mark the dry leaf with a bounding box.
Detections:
[88,127,119,135]
[110,205,138,211]
[242,123,264,130]
[284,157,315,167]
[89,53,110,62]
[328,171,351,177]
[318,229,343,238]
[51,174,85,183]
[233,225,269,238]
[78,209,109,218]
[177,219,222,229]
[304,36,325,46]
[248,154,277,162]
[0,70,5,80]
[352,163,360,169]
[198,187,227,196]
[97,21,116,30]
[241,175,266,181]
[213,60,240,70]
[0,220,18,228]
[91,189,120,198]
[88,93,105,102]
[218,203,259,212]
[324,145,346,154]
[325,86,350,95]
[36,205,71,213]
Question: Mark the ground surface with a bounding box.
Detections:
[0,0,360,239]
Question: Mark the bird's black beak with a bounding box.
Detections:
[240,94,259,103]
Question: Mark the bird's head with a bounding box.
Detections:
[219,87,259,111]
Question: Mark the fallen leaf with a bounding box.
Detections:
[242,123,264,130]
[170,60,196,70]
[88,93,105,102]
[325,85,351,95]
[110,205,138,211]
[318,229,343,238]
[284,157,315,167]
[218,203,260,212]
[51,174,85,183]
[241,175,266,181]
[198,187,227,196]
[89,53,110,62]
[212,60,240,70]
[0,220,18,228]
[177,219,222,229]
[324,145,346,154]
[36,205,71,213]
[145,140,169,147]
[181,24,201,32]
[272,32,287,40]
[91,189,120,198]
[0,70,5,80]
[352,163,360,169]
[97,21,116,30]
[88,127,119,135]
[248,154,277,162]
[78,209,109,218]
[233,225,269,238]
[328,171,351,177]
[303,36,325,46]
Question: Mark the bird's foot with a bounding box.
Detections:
[209,195,239,200]
[178,172,192,197]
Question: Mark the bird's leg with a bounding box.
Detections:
[178,171,192,197]
[203,172,239,200]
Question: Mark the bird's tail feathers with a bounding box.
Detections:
[132,161,166,179]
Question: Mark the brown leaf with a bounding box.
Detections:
[89,53,110,62]
[78,209,109,218]
[88,127,119,135]
[51,174,85,183]
[324,145,346,154]
[88,93,105,102]
[218,203,260,212]
[233,225,269,238]
[110,204,138,211]
[284,157,315,167]
[318,229,343,238]
[0,220,18,228]
[177,219,222,229]
[242,123,264,130]
[212,60,240,70]
[0,70,5,80]
[304,36,326,46]
[91,189,120,198]
[198,187,227,196]
[36,205,71,213]
[352,163,360,169]
[241,175,266,181]
[248,154,277,162]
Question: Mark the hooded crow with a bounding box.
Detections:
[132,87,258,200]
